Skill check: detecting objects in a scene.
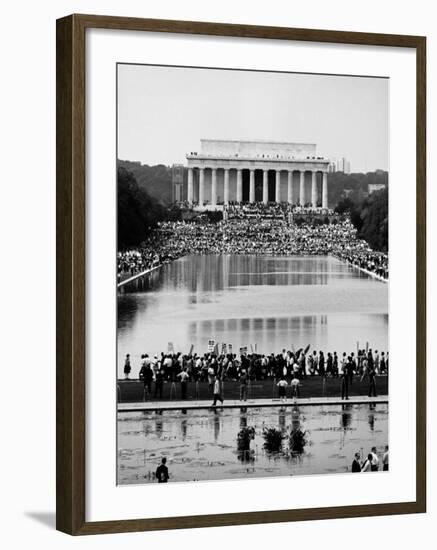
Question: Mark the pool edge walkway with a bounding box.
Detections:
[117,264,161,288]
[118,395,388,412]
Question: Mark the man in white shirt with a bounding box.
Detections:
[177,368,190,400]
[211,377,224,407]
[370,447,379,471]
[291,375,300,399]
[361,454,373,472]
[277,378,288,402]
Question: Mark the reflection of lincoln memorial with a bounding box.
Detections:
[185,139,330,208]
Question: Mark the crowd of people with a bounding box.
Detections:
[124,345,388,395]
[117,249,160,281]
[224,202,335,221]
[117,203,388,281]
[335,249,388,279]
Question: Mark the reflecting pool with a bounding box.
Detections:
[118,403,388,484]
[118,255,388,378]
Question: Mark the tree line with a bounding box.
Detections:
[118,162,388,252]
[118,160,388,211]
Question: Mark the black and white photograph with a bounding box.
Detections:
[116,63,389,485]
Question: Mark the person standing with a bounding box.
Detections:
[346,356,354,387]
[208,364,215,394]
[326,352,333,377]
[277,377,288,402]
[211,377,224,407]
[239,370,248,401]
[177,368,189,400]
[123,354,131,380]
[155,457,169,483]
[360,355,369,382]
[341,360,349,400]
[351,452,362,472]
[380,352,386,374]
[374,350,380,374]
[318,351,325,377]
[333,352,339,377]
[382,445,389,471]
[154,367,164,399]
[140,363,154,398]
[361,453,373,472]
[370,446,379,471]
[291,374,300,399]
[368,365,377,397]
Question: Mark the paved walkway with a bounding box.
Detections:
[118,395,388,412]
[117,264,161,288]
[117,376,388,403]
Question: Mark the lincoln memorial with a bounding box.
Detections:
[185,139,331,208]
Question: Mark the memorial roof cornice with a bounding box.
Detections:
[186,154,329,163]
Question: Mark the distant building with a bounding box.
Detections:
[329,157,351,174]
[368,183,386,195]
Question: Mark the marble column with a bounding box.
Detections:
[198,168,205,207]
[237,169,243,203]
[249,169,255,202]
[263,170,268,204]
[211,168,217,206]
[224,169,230,205]
[187,167,194,204]
[311,170,317,208]
[299,170,305,206]
[322,171,328,208]
[275,170,281,203]
[287,171,293,204]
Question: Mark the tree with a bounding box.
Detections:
[327,170,388,207]
[334,197,355,214]
[359,188,388,252]
[117,166,166,248]
[336,187,388,252]
[118,160,174,205]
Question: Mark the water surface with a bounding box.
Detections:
[118,403,388,484]
[117,255,388,378]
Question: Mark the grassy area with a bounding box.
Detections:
[118,376,388,403]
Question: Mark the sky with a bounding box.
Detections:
[117,63,389,173]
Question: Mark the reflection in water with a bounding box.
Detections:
[341,404,353,431]
[368,403,376,431]
[119,255,375,295]
[118,255,388,377]
[240,409,247,429]
[291,406,301,432]
[181,409,187,440]
[118,404,388,485]
[214,411,221,442]
[154,412,163,439]
[279,407,287,433]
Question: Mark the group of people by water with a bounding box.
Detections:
[152,444,388,483]
[117,249,160,280]
[351,445,389,473]
[117,204,388,281]
[123,345,388,401]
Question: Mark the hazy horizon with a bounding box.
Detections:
[118,64,389,173]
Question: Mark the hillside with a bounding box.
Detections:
[117,160,174,205]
